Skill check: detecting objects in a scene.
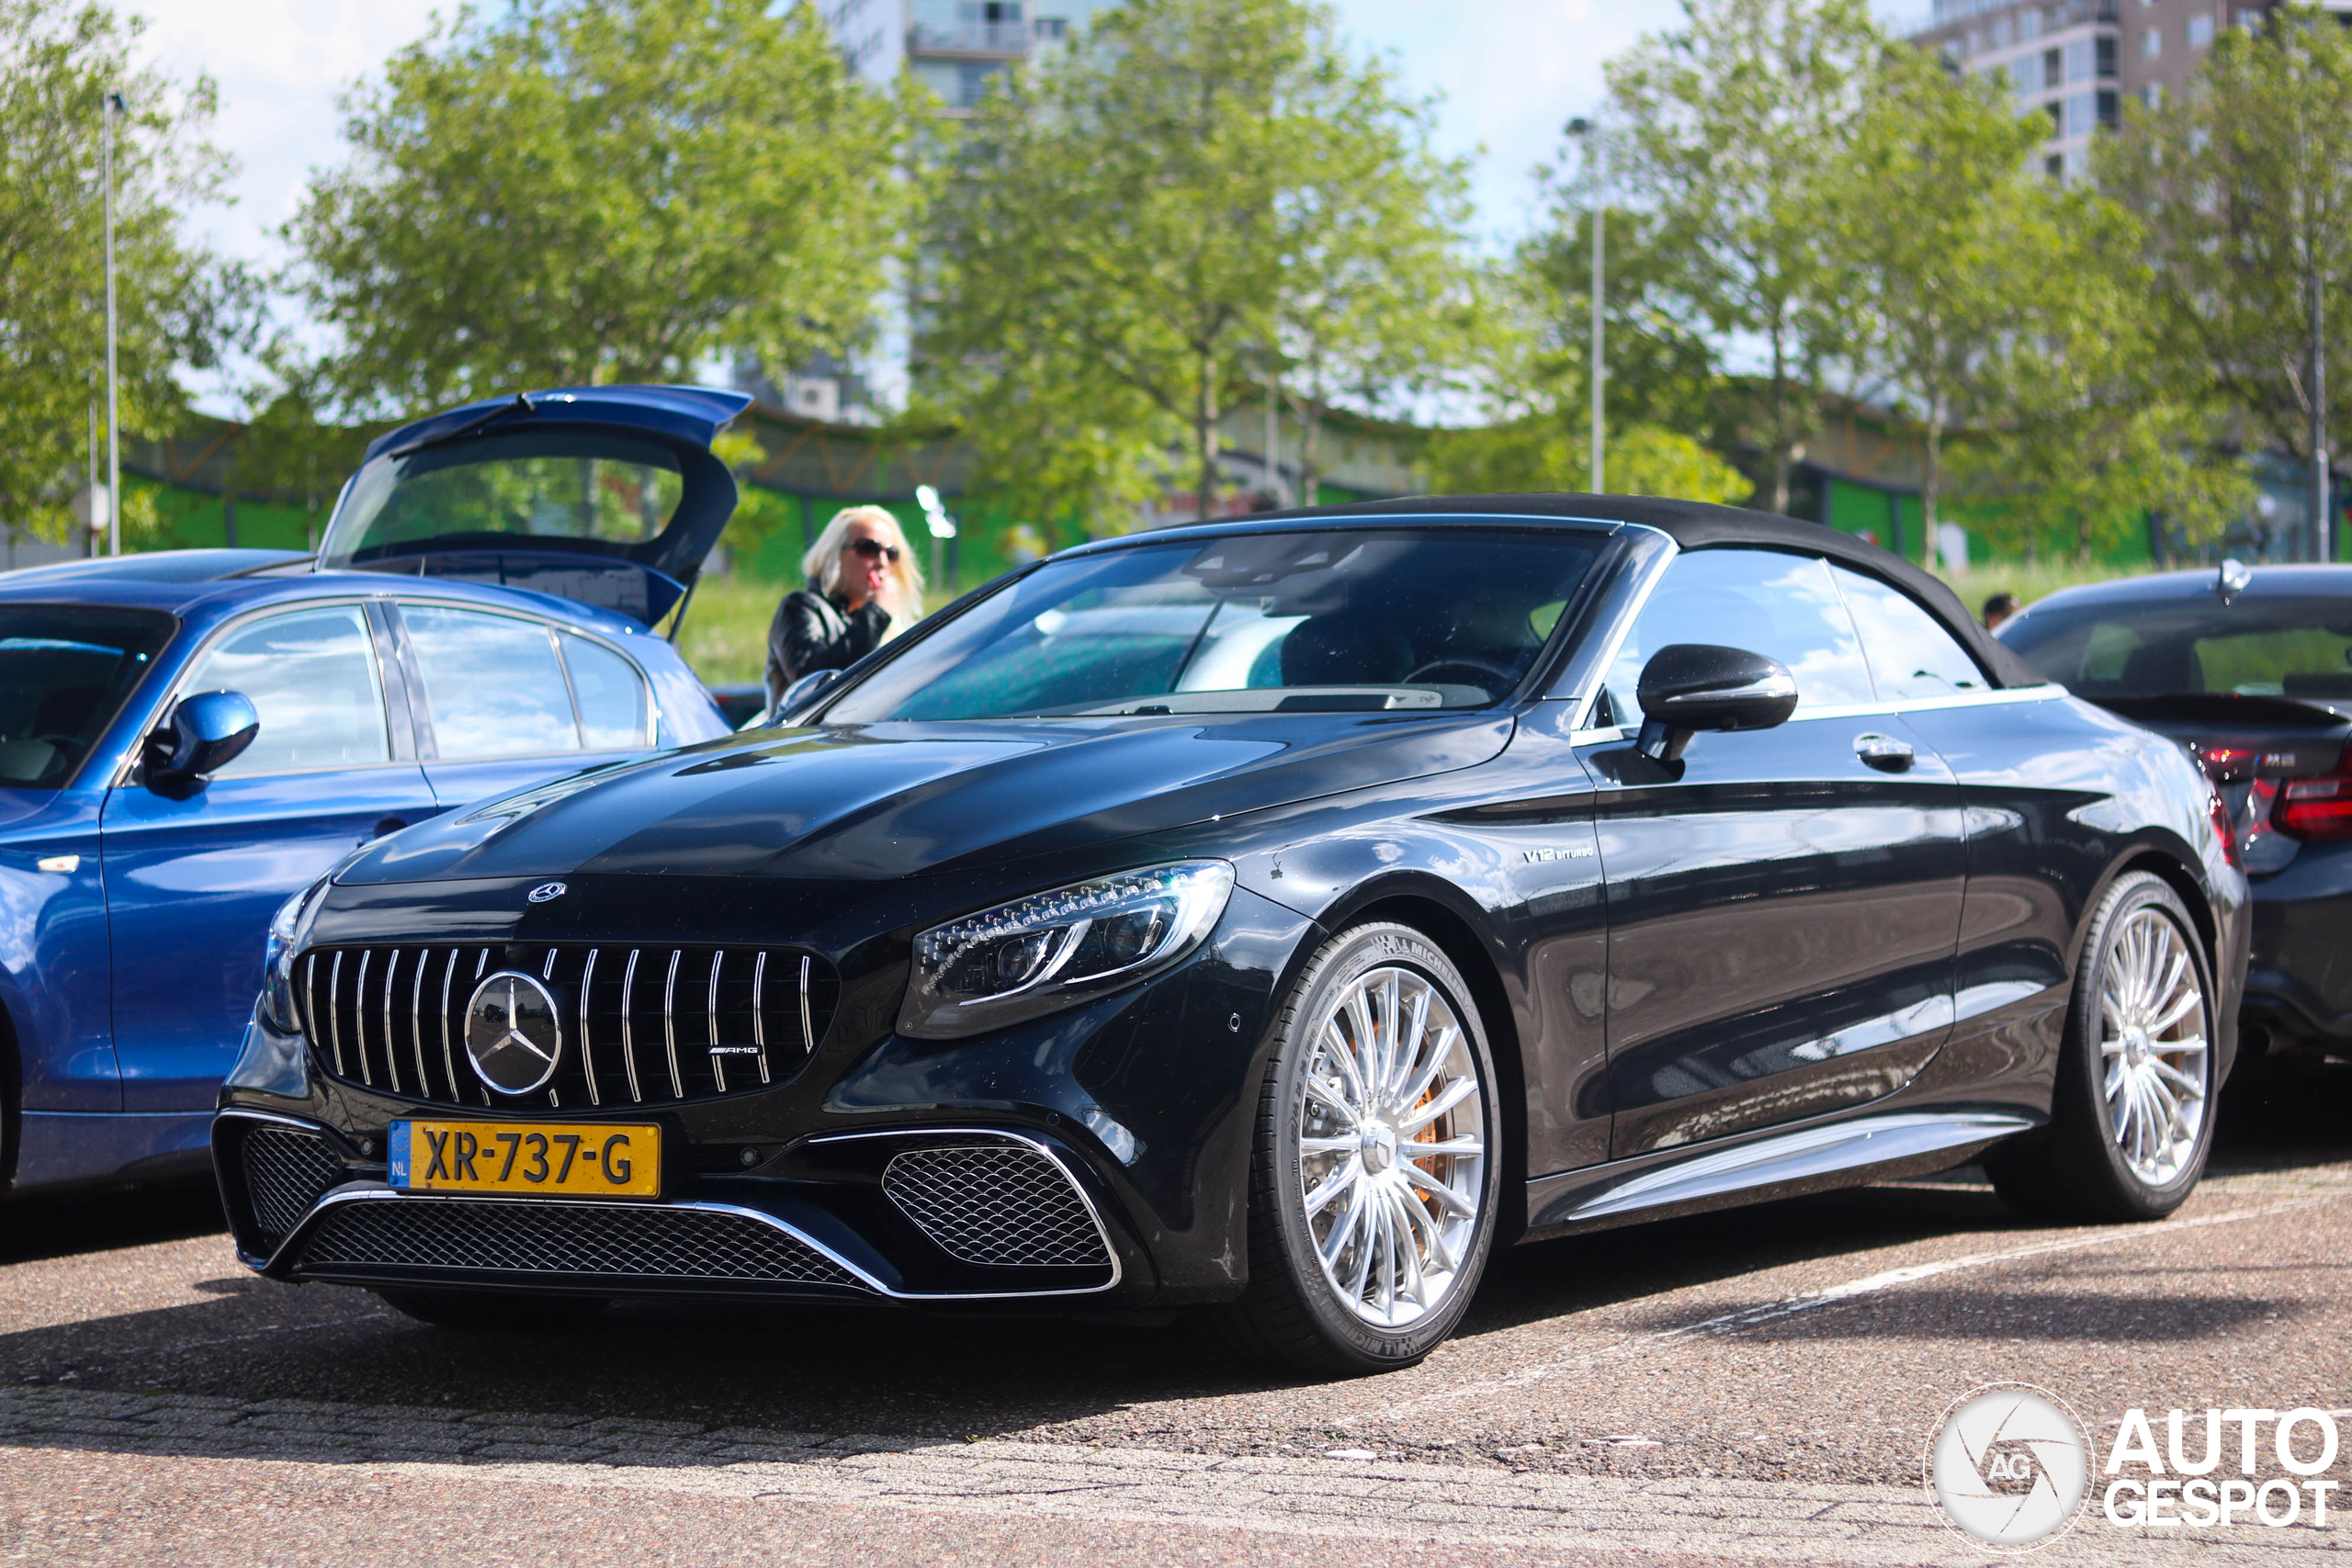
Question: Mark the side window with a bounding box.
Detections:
[1597,549,1874,723]
[560,632,653,750]
[401,605,580,759]
[1831,566,1987,701]
[179,605,389,775]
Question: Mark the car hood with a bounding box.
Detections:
[338,711,1514,886]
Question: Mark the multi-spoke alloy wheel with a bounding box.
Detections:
[1216,923,1500,1374]
[2098,905,2210,1186]
[1294,965,1486,1330]
[1985,871,2219,1224]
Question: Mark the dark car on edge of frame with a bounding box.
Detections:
[0,385,741,1195]
[213,497,2247,1373]
[1997,562,2352,1069]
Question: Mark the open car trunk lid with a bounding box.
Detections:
[313,385,752,626]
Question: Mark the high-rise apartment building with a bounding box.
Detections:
[1910,1,2334,181]
[823,0,1118,110]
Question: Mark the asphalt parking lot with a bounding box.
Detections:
[7,1059,2352,1567]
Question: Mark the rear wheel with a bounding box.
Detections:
[1987,872,2217,1223]
[374,1287,610,1330]
[1211,923,1501,1375]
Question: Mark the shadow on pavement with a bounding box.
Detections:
[0,1178,224,1268]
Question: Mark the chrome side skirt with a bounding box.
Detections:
[1528,1109,2038,1233]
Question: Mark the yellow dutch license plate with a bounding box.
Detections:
[390,1119,661,1199]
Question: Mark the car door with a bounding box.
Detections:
[390,602,660,810]
[1577,547,1968,1158]
[100,601,437,1111]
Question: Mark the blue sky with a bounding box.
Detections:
[136,0,1683,285]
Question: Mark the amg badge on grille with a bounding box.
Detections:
[464,972,564,1095]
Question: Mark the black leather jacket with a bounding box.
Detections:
[763,582,891,708]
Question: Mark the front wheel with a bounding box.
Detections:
[1210,923,1501,1374]
[1987,871,2218,1223]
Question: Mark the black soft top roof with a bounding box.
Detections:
[1237,491,2045,690]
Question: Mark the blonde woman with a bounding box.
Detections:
[763,505,926,709]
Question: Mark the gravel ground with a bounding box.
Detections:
[6,1058,2352,1565]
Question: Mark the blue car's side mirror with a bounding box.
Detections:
[147,690,260,788]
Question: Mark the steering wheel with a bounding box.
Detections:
[1403,658,1518,691]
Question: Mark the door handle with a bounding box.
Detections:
[1855,733,1915,773]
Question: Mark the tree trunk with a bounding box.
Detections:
[1295,390,1326,507]
[1195,345,1221,523]
[1921,407,1943,570]
[1768,318,1792,514]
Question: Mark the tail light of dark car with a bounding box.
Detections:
[2274,746,2352,841]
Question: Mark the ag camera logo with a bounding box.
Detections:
[1927,1384,2090,1550]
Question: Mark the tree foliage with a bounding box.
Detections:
[286,0,911,417]
[0,0,244,546]
[2099,6,2352,547]
[922,0,1477,528]
[1603,0,1884,512]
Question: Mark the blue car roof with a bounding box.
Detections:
[2021,563,2352,613]
[0,557,651,640]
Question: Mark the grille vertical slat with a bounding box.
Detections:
[379,949,402,1096]
[296,941,834,1111]
[752,952,771,1086]
[328,952,346,1078]
[579,947,602,1108]
[662,949,684,1101]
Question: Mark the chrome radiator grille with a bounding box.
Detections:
[298,943,837,1109]
[295,1199,862,1289]
[241,1126,346,1245]
[883,1139,1111,1269]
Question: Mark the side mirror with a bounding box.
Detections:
[769,668,842,728]
[146,690,260,787]
[1634,644,1797,763]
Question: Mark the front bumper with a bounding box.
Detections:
[211,881,1315,1308]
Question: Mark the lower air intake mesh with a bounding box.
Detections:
[241,1127,346,1246]
[882,1142,1110,1268]
[296,1200,861,1289]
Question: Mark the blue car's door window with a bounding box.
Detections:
[178,605,390,774]
[560,632,654,750]
[402,605,582,759]
[100,604,435,1114]
[1830,567,1988,702]
[1596,549,1875,725]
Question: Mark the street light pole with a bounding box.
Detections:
[103,89,125,557]
[1566,117,1605,494]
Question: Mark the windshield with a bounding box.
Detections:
[0,605,175,789]
[2000,592,2352,700]
[319,429,685,565]
[825,528,1603,722]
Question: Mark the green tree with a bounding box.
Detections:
[1817,51,2049,560]
[1948,197,2254,564]
[1422,416,1747,502]
[0,0,243,547]
[1604,0,1886,513]
[922,0,1475,527]
[2099,7,2352,558]
[286,0,911,417]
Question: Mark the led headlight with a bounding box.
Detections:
[899,861,1236,1039]
[259,874,332,1033]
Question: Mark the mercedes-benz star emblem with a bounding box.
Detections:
[527,881,568,903]
[463,972,564,1095]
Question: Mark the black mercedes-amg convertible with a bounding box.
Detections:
[214,497,2246,1373]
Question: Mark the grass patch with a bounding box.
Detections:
[671,574,786,688]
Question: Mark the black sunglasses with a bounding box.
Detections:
[849,537,902,563]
